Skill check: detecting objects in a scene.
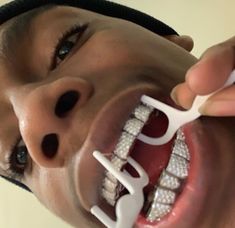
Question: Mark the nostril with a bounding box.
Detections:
[41,133,59,158]
[55,90,80,118]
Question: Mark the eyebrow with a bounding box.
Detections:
[1,4,56,59]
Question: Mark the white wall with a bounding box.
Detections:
[113,0,235,57]
[0,1,234,228]
[0,180,70,228]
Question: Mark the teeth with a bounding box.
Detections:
[176,128,185,141]
[102,155,127,201]
[147,203,172,222]
[102,103,153,205]
[111,156,127,170]
[103,125,141,205]
[105,171,118,183]
[147,130,190,222]
[172,139,190,161]
[152,187,176,204]
[104,156,126,185]
[101,101,191,224]
[124,118,144,136]
[114,132,135,159]
[101,189,116,206]
[103,131,135,204]
[159,170,181,190]
[166,153,189,179]
[133,104,154,122]
[103,177,117,192]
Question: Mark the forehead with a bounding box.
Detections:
[0,5,57,60]
[0,5,106,64]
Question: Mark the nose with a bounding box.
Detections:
[8,77,93,168]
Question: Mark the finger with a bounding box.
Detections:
[200,100,235,116]
[170,82,196,109]
[165,35,194,52]
[186,40,235,95]
[199,85,235,116]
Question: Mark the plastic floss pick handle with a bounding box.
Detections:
[138,70,235,145]
[91,151,149,228]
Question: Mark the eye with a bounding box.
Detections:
[55,35,77,65]
[15,139,28,166]
[52,25,87,69]
[7,138,29,180]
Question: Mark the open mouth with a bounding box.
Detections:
[100,101,190,225]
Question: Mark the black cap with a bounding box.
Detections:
[0,0,178,35]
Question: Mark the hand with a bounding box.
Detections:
[171,37,235,116]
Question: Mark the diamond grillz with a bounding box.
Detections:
[101,103,190,222]
[146,130,190,222]
[102,103,153,205]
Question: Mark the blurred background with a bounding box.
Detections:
[0,0,234,227]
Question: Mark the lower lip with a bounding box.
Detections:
[135,120,212,228]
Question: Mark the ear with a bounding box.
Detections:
[164,35,194,52]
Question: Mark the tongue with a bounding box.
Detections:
[126,111,174,192]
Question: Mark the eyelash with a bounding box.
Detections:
[51,24,86,69]
[6,137,28,182]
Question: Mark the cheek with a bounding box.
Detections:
[31,169,76,221]
[29,169,97,227]
[64,29,153,75]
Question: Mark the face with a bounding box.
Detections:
[0,5,234,228]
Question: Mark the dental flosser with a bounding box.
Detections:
[91,70,235,228]
[138,70,235,145]
[91,152,148,228]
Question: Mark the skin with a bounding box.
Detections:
[171,37,235,116]
[0,5,234,228]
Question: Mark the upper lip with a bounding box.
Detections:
[73,82,166,212]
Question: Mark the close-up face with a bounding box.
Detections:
[0,4,235,228]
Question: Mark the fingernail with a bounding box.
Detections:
[199,100,221,116]
[198,102,209,115]
[199,100,235,116]
[170,87,179,105]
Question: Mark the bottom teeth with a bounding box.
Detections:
[146,129,190,222]
[159,171,181,190]
[147,203,172,222]
[101,127,190,223]
[152,187,176,205]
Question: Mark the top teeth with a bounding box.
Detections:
[102,103,153,205]
[159,170,181,190]
[152,187,176,204]
[111,156,127,170]
[172,139,190,161]
[124,118,144,136]
[133,104,154,122]
[114,132,135,159]
[166,154,189,179]
[176,129,185,141]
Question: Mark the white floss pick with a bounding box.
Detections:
[91,151,149,228]
[138,70,235,145]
